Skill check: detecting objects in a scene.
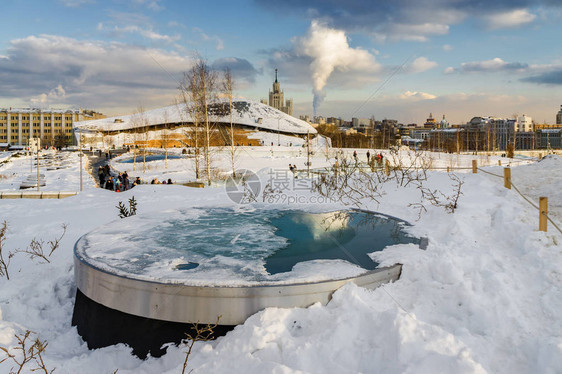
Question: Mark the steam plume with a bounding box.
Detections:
[295,20,378,116]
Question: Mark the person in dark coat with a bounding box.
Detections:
[98,166,105,187]
[105,178,114,191]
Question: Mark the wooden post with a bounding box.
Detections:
[498,160,501,166]
[503,167,511,189]
[447,166,450,173]
[539,197,548,232]
[385,160,390,176]
[538,153,542,159]
[472,160,477,173]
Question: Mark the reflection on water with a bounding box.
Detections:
[106,208,419,278]
[264,211,419,274]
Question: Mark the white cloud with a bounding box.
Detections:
[467,58,508,70]
[30,85,66,105]
[0,34,194,111]
[98,23,180,43]
[192,27,224,51]
[168,21,186,29]
[140,28,181,42]
[444,67,455,74]
[399,91,437,101]
[58,0,95,7]
[447,58,529,74]
[442,44,453,51]
[131,0,164,11]
[484,9,536,29]
[373,23,449,42]
[0,34,259,113]
[407,57,438,73]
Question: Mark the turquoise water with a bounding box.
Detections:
[151,209,419,276]
[264,211,418,274]
[119,154,182,163]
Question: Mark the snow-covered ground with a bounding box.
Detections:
[0,148,560,373]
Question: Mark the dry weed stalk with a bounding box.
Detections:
[16,224,67,264]
[181,317,220,374]
[313,148,430,207]
[0,330,54,374]
[312,148,464,217]
[0,221,13,280]
[262,181,285,203]
[409,173,464,219]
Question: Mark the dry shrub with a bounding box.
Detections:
[0,330,54,374]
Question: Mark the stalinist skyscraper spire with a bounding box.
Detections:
[261,69,293,116]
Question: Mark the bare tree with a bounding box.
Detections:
[222,68,237,178]
[130,106,150,173]
[179,58,219,185]
[178,84,202,179]
[159,110,172,169]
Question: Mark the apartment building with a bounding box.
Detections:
[0,108,105,147]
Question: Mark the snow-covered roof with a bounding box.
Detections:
[0,108,79,113]
[430,128,460,133]
[401,137,424,143]
[75,99,317,135]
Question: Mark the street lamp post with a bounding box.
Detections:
[28,137,32,172]
[79,133,83,192]
[36,142,40,192]
[277,117,280,146]
[306,130,311,177]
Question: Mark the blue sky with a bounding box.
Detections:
[1,0,561,124]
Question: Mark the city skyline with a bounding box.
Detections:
[0,0,561,124]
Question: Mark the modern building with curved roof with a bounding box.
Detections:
[74,99,317,148]
[75,99,315,135]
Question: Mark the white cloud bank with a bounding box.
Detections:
[407,57,438,74]
[484,9,536,29]
[399,90,437,101]
[0,34,260,114]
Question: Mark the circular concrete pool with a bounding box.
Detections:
[73,208,424,357]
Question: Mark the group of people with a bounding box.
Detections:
[289,164,298,172]
[347,150,385,168]
[98,165,141,192]
[366,151,384,165]
[150,178,173,185]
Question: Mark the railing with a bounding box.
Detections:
[475,164,560,234]
[0,191,78,199]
